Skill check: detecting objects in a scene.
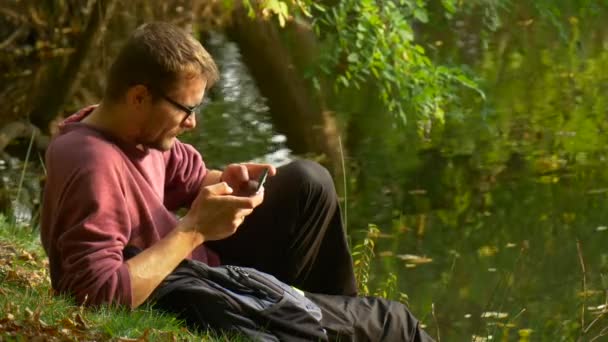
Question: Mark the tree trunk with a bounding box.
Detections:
[226,9,344,178]
[28,0,117,133]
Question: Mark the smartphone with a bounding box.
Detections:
[255,168,269,193]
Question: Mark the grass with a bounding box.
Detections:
[0,211,414,341]
[0,218,246,341]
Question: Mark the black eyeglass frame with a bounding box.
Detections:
[159,93,204,123]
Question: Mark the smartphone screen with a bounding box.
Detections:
[255,168,269,193]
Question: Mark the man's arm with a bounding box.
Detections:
[43,148,134,307]
[125,220,203,308]
[127,182,263,308]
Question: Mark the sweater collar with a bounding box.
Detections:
[59,105,151,159]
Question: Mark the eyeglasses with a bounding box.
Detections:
[159,93,205,123]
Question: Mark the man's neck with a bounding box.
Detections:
[83,102,138,145]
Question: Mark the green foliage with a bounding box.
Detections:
[532,0,608,41]
[351,224,380,295]
[351,223,409,304]
[373,272,410,306]
[226,0,314,27]
[311,0,483,126]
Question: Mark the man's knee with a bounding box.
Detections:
[280,159,335,196]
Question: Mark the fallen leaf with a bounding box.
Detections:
[18,251,34,261]
[481,311,508,319]
[478,245,498,257]
[396,254,433,264]
[587,304,607,312]
[74,312,89,329]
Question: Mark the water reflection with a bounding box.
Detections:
[180,32,291,169]
[352,17,608,340]
[0,153,41,227]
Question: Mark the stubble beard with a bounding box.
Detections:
[144,136,176,152]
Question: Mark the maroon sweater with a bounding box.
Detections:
[40,106,220,307]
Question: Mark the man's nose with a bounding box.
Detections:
[182,112,197,129]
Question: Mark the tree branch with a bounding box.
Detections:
[0,121,49,153]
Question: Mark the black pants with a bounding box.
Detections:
[207,159,358,296]
[307,293,435,342]
[206,160,434,341]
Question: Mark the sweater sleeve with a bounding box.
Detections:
[163,140,207,211]
[47,144,132,307]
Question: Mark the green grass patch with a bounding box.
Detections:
[0,217,244,341]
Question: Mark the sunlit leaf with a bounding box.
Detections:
[412,8,428,23]
[395,254,433,264]
[481,311,508,319]
[477,245,498,257]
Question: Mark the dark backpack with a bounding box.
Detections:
[149,258,328,341]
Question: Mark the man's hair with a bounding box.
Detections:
[104,22,219,102]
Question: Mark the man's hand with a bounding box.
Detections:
[220,163,277,196]
[126,182,263,308]
[180,182,264,242]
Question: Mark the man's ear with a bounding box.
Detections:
[125,85,149,108]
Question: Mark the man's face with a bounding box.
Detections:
[138,74,207,151]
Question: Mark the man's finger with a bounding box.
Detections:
[225,163,250,183]
[204,182,233,196]
[248,190,264,208]
[222,192,263,210]
[242,163,277,178]
[237,208,253,218]
[236,164,250,182]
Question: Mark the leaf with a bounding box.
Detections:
[18,251,34,261]
[73,313,89,330]
[338,75,349,87]
[242,0,256,18]
[261,0,291,27]
[452,73,486,101]
[477,245,498,257]
[311,3,326,13]
[379,251,394,257]
[518,329,534,337]
[441,0,457,13]
[295,0,312,17]
[395,254,433,264]
[481,311,508,319]
[413,8,428,23]
[434,106,445,124]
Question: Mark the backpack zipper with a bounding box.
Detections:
[226,266,284,299]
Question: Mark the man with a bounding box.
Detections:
[41,22,433,341]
